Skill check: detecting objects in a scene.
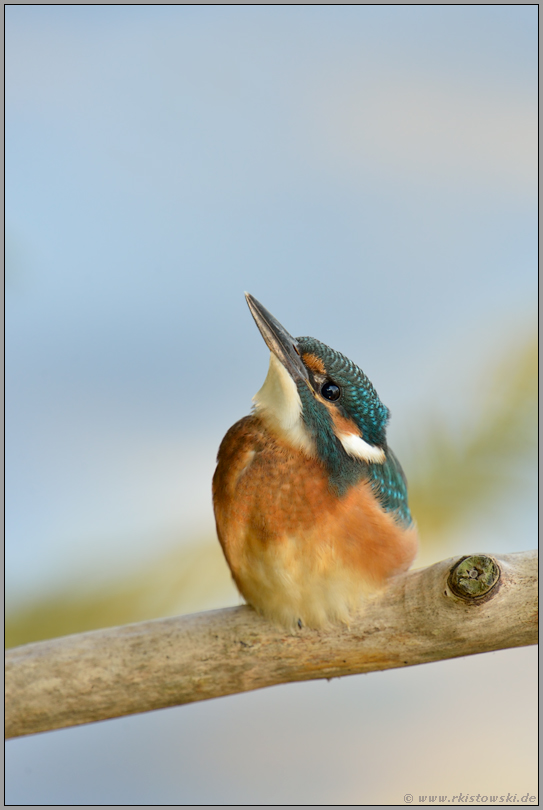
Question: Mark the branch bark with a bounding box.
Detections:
[5,550,538,740]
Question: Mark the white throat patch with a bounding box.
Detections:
[253,353,315,455]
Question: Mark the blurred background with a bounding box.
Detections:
[6,5,537,805]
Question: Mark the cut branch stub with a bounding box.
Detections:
[448,555,501,600]
[4,550,537,740]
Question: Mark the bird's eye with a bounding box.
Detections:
[321,382,341,401]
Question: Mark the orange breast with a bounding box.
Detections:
[212,415,417,629]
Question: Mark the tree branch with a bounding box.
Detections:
[5,550,538,740]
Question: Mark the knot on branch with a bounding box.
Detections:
[447,555,500,601]
[5,550,536,739]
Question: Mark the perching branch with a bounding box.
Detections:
[5,550,537,740]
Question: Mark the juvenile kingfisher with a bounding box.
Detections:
[212,294,417,630]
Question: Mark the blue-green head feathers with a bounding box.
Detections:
[296,337,390,447]
[244,294,412,528]
[295,336,412,527]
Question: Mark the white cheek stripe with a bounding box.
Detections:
[253,353,385,464]
[336,431,386,464]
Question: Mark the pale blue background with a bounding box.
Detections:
[6,6,537,804]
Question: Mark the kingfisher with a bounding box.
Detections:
[212,294,417,630]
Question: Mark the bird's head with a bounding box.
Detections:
[245,293,390,488]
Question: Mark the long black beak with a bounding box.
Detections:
[245,293,309,384]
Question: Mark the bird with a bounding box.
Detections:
[212,293,418,630]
